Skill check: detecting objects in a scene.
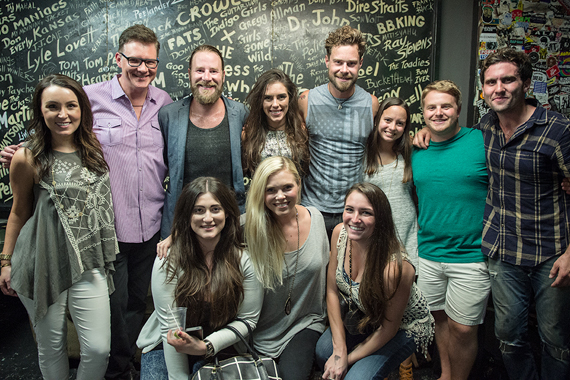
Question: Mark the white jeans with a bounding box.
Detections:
[20,268,111,380]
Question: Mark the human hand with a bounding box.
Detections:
[0,143,23,169]
[0,266,17,296]
[561,178,570,195]
[166,329,207,356]
[550,252,570,287]
[322,352,348,380]
[412,127,431,149]
[157,235,172,259]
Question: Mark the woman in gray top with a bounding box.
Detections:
[138,177,263,379]
[244,156,329,380]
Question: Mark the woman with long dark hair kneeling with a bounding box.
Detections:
[316,183,434,380]
[137,177,263,379]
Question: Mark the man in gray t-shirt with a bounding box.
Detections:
[299,26,379,239]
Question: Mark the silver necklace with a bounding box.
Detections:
[349,239,354,312]
[284,207,300,315]
[328,84,351,110]
[333,96,349,110]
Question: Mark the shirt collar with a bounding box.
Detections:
[486,98,547,130]
[110,74,156,104]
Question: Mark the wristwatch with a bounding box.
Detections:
[204,339,214,359]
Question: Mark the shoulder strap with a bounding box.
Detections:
[233,317,254,348]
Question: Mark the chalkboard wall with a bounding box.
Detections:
[0,0,436,211]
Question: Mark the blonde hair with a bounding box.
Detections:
[245,156,301,289]
[421,80,462,110]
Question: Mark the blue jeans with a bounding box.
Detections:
[140,348,204,380]
[488,256,570,380]
[315,327,416,380]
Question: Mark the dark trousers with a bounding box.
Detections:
[320,211,343,243]
[277,328,321,380]
[105,232,160,379]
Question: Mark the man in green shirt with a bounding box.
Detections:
[412,80,490,380]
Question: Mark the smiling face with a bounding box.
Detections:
[325,44,362,95]
[191,192,226,247]
[343,190,375,242]
[263,82,289,130]
[377,105,407,147]
[482,61,529,114]
[41,85,81,144]
[189,51,225,105]
[116,41,158,95]
[264,169,299,218]
[422,90,461,142]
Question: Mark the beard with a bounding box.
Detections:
[191,80,223,105]
[328,72,358,93]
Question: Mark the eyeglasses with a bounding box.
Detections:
[120,52,159,69]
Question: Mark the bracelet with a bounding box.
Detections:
[204,339,214,359]
[0,253,12,261]
[1,263,11,268]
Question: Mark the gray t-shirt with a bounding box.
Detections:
[365,154,418,268]
[252,207,329,357]
[184,111,233,188]
[302,84,374,213]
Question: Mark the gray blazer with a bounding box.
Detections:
[159,95,248,239]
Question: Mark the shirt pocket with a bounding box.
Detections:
[93,118,123,146]
[513,149,554,184]
[151,120,164,148]
[141,120,164,149]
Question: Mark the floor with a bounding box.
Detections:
[1,289,516,380]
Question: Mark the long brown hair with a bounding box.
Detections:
[242,69,309,176]
[364,97,412,183]
[345,183,403,331]
[165,177,244,329]
[27,74,108,179]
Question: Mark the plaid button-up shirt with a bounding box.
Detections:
[477,100,570,267]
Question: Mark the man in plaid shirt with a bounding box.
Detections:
[477,48,570,380]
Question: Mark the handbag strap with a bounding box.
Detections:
[233,317,254,347]
[224,324,262,361]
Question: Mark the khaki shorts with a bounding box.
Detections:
[417,258,491,326]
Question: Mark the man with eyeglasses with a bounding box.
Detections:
[0,24,170,380]
[84,24,173,380]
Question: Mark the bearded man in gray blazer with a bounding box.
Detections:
[159,45,247,239]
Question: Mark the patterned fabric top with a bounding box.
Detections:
[476,99,570,266]
[334,226,434,355]
[260,130,292,161]
[11,150,118,324]
[42,152,118,269]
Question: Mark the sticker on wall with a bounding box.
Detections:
[533,81,547,94]
[547,64,560,78]
[482,6,494,23]
[501,12,513,25]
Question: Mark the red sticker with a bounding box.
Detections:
[547,65,560,78]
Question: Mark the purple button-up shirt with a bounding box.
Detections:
[84,75,173,243]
